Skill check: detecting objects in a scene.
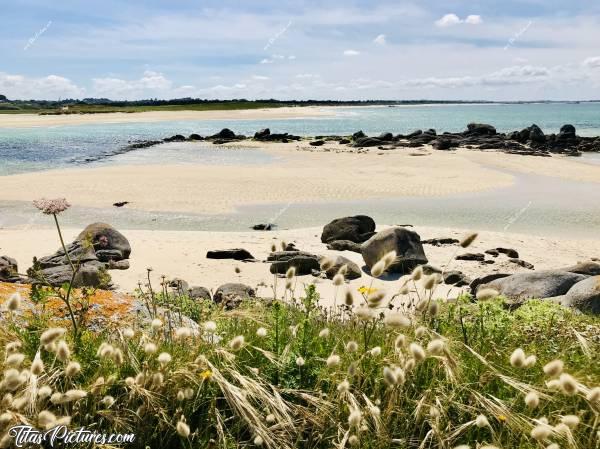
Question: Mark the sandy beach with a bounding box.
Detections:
[2,141,599,216]
[0,106,330,128]
[2,225,599,304]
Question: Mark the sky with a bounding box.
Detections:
[1,0,600,101]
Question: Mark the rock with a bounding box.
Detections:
[37,240,98,269]
[252,223,274,231]
[210,128,237,140]
[465,123,497,136]
[559,261,600,276]
[339,138,351,144]
[0,256,20,282]
[254,128,270,139]
[361,227,428,274]
[422,237,459,247]
[456,253,485,262]
[326,240,362,253]
[188,286,212,301]
[323,256,362,280]
[267,251,318,262]
[77,223,131,260]
[509,258,534,269]
[163,134,186,142]
[421,264,442,275]
[107,260,129,270]
[95,249,124,262]
[213,283,255,309]
[432,138,454,150]
[378,132,393,141]
[485,249,500,257]
[310,140,325,146]
[270,255,320,276]
[168,278,189,294]
[480,270,587,299]
[321,215,376,244]
[405,130,422,138]
[189,133,203,141]
[113,201,129,207]
[443,270,470,287]
[554,276,600,314]
[206,249,254,260]
[470,273,511,293]
[496,247,520,258]
[352,130,366,140]
[352,136,384,147]
[558,124,576,140]
[30,264,110,288]
[528,124,546,144]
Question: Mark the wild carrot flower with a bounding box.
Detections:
[6,293,21,312]
[510,348,526,368]
[326,354,340,367]
[33,198,71,215]
[525,391,540,408]
[543,359,564,377]
[229,335,245,351]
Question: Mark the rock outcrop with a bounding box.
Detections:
[361,227,427,274]
[321,215,376,244]
[213,283,255,309]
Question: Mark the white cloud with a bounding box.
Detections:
[92,71,172,98]
[583,56,600,68]
[252,75,270,80]
[435,13,482,27]
[465,15,483,25]
[296,74,318,79]
[0,72,84,99]
[288,55,296,60]
[435,14,462,27]
[260,58,273,64]
[343,49,360,56]
[373,34,386,45]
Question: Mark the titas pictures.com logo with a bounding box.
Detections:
[7,425,135,447]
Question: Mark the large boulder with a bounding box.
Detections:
[213,283,255,309]
[321,215,376,244]
[77,223,131,261]
[37,240,98,269]
[326,240,362,253]
[361,227,428,274]
[528,124,546,144]
[30,263,110,289]
[558,124,576,140]
[254,128,271,139]
[323,256,362,280]
[559,261,600,276]
[465,123,497,136]
[480,270,587,299]
[188,286,212,301]
[554,276,600,314]
[352,137,384,147]
[269,251,321,276]
[206,249,254,260]
[210,128,237,140]
[0,256,20,282]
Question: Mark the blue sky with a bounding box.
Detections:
[1,0,600,100]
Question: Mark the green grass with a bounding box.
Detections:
[2,282,599,449]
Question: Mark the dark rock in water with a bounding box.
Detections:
[323,256,362,280]
[163,134,186,142]
[254,128,270,139]
[113,201,129,207]
[485,249,500,257]
[310,140,325,146]
[353,136,384,147]
[77,223,131,260]
[497,247,520,258]
[470,273,511,293]
[168,278,189,294]
[252,223,274,231]
[0,256,20,282]
[321,215,376,244]
[270,253,320,276]
[213,283,255,309]
[509,258,534,269]
[326,240,362,253]
[456,253,485,262]
[443,270,470,287]
[465,123,497,136]
[189,133,203,141]
[361,227,428,274]
[558,124,576,140]
[378,132,393,141]
[422,237,459,247]
[206,249,254,260]
[480,270,587,299]
[560,261,600,276]
[211,128,236,139]
[553,275,600,314]
[188,286,212,301]
[352,130,366,140]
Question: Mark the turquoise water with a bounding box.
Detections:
[1,103,600,175]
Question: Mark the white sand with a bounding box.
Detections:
[0,107,329,129]
[2,225,598,305]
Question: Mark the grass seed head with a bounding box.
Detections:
[40,328,66,345]
[525,391,540,408]
[256,327,268,338]
[229,335,245,351]
[460,232,478,248]
[510,348,526,368]
[326,354,340,368]
[6,293,21,312]
[559,373,578,395]
[543,359,564,377]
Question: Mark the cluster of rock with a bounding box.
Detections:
[350,123,599,156]
[25,223,131,288]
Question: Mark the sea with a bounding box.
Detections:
[1,103,599,237]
